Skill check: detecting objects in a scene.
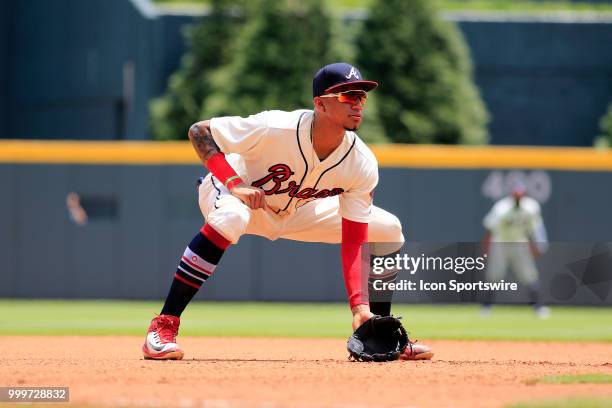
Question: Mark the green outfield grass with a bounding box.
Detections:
[507,398,612,408]
[0,300,611,341]
[530,374,612,385]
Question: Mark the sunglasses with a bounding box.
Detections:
[320,90,367,106]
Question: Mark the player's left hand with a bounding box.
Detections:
[351,304,374,331]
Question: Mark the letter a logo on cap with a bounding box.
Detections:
[345,67,360,80]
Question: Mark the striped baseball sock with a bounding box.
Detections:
[161,224,231,317]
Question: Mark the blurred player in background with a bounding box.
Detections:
[66,192,88,226]
[481,183,550,319]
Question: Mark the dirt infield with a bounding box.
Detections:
[2,336,611,408]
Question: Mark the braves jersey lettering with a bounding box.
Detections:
[250,164,294,194]
[252,163,345,199]
[276,180,299,196]
[210,110,378,222]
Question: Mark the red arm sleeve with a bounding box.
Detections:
[341,218,369,309]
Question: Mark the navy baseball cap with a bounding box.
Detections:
[312,62,378,98]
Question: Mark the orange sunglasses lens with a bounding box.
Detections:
[337,92,367,105]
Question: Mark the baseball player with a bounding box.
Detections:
[142,62,433,361]
[481,184,550,318]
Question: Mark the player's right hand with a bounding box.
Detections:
[229,182,267,210]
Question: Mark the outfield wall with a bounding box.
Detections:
[0,142,611,305]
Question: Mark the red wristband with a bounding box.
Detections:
[207,152,243,190]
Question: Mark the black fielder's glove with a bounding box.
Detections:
[347,315,408,362]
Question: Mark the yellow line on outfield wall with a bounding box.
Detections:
[370,144,612,170]
[0,140,198,164]
[0,140,612,171]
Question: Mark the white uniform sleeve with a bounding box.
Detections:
[528,203,549,253]
[210,111,269,159]
[483,203,501,231]
[339,165,379,223]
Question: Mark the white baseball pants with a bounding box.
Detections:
[486,243,539,285]
[198,174,404,253]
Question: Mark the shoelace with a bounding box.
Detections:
[405,339,420,355]
[155,317,179,343]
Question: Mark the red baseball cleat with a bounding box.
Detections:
[142,314,184,360]
[400,340,434,361]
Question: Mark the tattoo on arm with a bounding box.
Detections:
[188,121,220,165]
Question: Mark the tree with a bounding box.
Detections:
[150,0,247,140]
[203,0,337,118]
[596,102,612,147]
[356,0,488,144]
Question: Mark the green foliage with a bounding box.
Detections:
[203,0,337,119]
[154,0,612,13]
[356,0,489,144]
[151,0,337,139]
[150,0,248,140]
[596,102,612,147]
[151,0,491,144]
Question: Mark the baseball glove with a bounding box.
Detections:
[347,315,408,362]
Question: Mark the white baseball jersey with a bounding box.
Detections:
[483,196,546,243]
[483,196,548,284]
[210,109,378,223]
